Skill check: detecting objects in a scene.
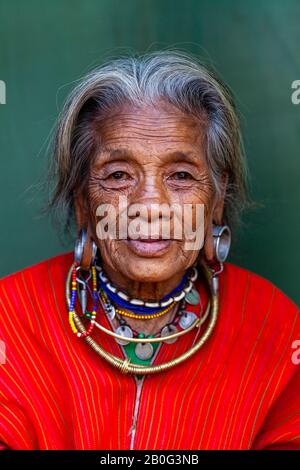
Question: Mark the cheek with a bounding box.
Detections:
[173,188,214,231]
[87,180,121,228]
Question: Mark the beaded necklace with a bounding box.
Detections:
[97,265,198,314]
[66,261,218,375]
[98,286,203,364]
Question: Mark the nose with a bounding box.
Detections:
[128,175,171,222]
[126,175,175,241]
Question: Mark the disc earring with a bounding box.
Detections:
[212,224,231,263]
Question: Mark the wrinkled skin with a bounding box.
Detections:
[75,100,226,335]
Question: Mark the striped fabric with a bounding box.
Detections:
[0,252,299,450]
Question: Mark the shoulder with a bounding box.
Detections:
[224,262,299,310]
[221,261,299,324]
[0,252,73,322]
[0,251,73,288]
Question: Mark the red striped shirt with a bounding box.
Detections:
[0,252,299,450]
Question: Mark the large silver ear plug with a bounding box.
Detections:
[74,228,87,265]
[74,228,98,267]
[212,225,231,263]
[74,228,98,314]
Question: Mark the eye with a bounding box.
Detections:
[99,169,134,189]
[109,171,130,180]
[171,171,193,180]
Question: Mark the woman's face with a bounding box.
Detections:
[77,100,223,284]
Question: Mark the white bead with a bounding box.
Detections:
[183,281,193,293]
[107,283,117,293]
[130,299,145,306]
[117,290,130,301]
[160,297,174,307]
[173,291,185,302]
[145,301,160,308]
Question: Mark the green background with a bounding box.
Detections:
[0,0,299,305]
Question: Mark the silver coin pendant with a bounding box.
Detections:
[115,325,133,345]
[135,342,154,360]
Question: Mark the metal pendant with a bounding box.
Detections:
[179,311,197,329]
[115,325,133,345]
[78,286,87,314]
[161,324,178,344]
[77,278,88,314]
[135,342,154,360]
[106,304,116,320]
[76,270,91,314]
[185,288,200,305]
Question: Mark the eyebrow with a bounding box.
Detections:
[100,147,200,163]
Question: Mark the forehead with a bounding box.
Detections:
[95,100,206,156]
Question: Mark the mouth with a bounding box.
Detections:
[124,237,174,257]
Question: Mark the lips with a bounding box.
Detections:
[124,238,173,257]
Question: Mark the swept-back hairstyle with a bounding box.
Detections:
[49,50,249,232]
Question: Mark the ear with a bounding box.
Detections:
[203,173,228,261]
[74,192,96,270]
[213,173,228,224]
[74,192,89,228]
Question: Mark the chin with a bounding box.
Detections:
[120,256,181,283]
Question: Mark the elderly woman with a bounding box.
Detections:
[0,51,299,451]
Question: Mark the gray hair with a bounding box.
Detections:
[49,50,249,232]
